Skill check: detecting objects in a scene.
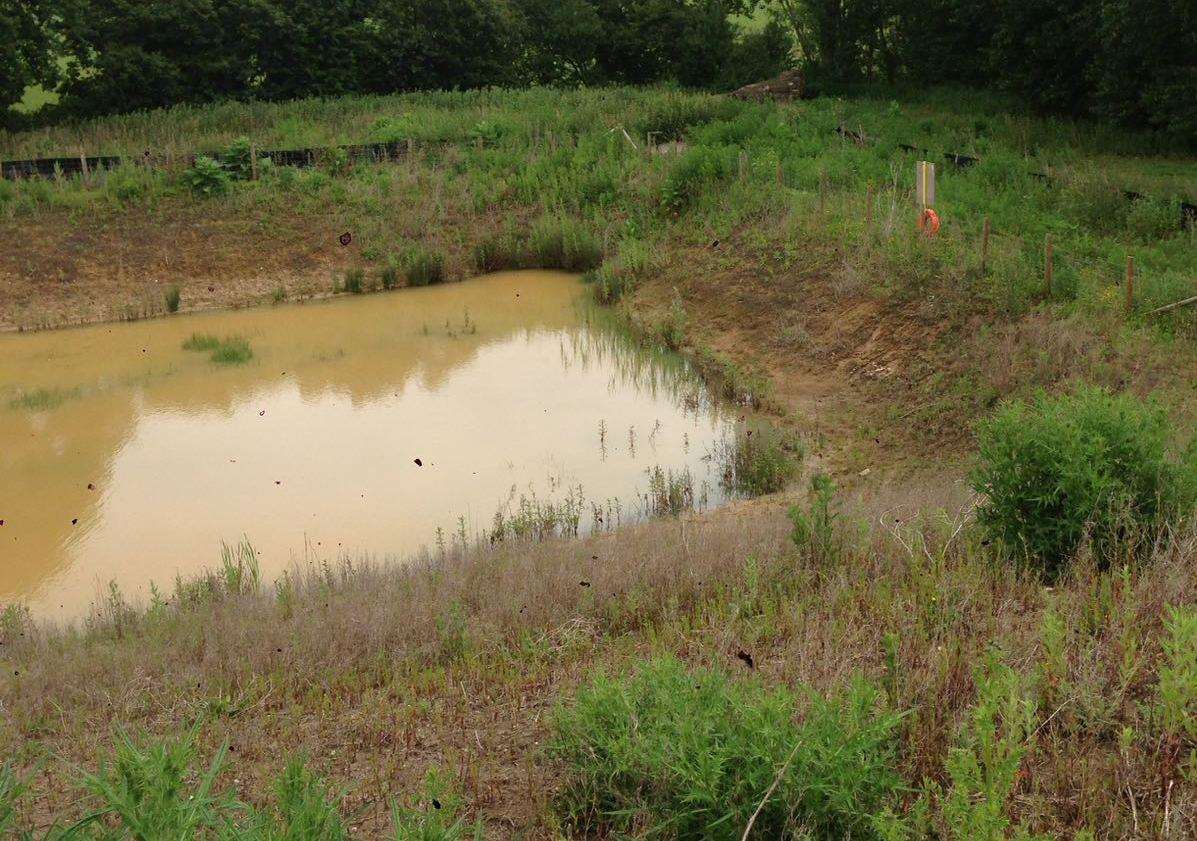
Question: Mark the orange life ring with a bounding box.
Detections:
[918,208,941,236]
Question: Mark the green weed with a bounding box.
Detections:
[550,656,907,839]
[972,386,1196,576]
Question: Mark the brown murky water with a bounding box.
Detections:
[1,271,736,618]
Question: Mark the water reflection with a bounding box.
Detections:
[0,271,735,617]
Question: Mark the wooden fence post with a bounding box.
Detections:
[865,183,874,227]
[1126,255,1135,314]
[776,161,784,187]
[738,150,748,182]
[981,217,991,274]
[250,143,259,181]
[1044,233,1053,297]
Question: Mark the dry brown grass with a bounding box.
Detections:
[2,490,1194,838]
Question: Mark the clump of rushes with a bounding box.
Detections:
[164,284,181,313]
[527,216,602,271]
[182,333,253,365]
[405,248,445,287]
[342,267,365,294]
[209,336,253,365]
[719,424,801,496]
[378,262,400,290]
[181,333,220,352]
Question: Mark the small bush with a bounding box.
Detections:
[661,145,734,213]
[405,248,446,287]
[164,284,181,313]
[220,136,254,181]
[972,386,1196,576]
[550,657,906,839]
[182,155,230,197]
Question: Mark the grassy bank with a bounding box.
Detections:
[2,490,1195,837]
[2,85,1197,837]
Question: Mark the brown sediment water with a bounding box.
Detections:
[0,270,736,619]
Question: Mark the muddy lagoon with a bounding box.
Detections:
[0,271,739,617]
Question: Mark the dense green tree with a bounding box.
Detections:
[253,0,379,100]
[361,0,520,93]
[55,0,272,116]
[1090,0,1197,137]
[513,0,606,85]
[0,0,58,114]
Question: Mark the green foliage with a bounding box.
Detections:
[181,332,221,352]
[789,473,839,559]
[550,656,907,839]
[972,386,1196,576]
[661,145,733,213]
[378,262,400,290]
[220,137,256,181]
[404,249,446,287]
[184,334,254,365]
[164,284,181,314]
[81,727,235,838]
[939,652,1039,840]
[249,758,347,840]
[1155,606,1197,741]
[183,156,231,198]
[526,217,603,272]
[0,0,58,115]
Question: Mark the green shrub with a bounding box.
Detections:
[550,657,906,839]
[220,136,254,181]
[527,217,602,271]
[405,248,446,287]
[661,145,733,213]
[183,155,230,197]
[391,769,481,841]
[164,284,181,313]
[972,386,1196,576]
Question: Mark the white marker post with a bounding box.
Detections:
[916,161,936,209]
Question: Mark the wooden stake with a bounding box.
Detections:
[79,152,89,184]
[980,217,991,274]
[1044,233,1053,297]
[776,161,783,186]
[865,184,874,227]
[738,150,748,181]
[406,138,414,156]
[250,143,259,181]
[1126,255,1135,314]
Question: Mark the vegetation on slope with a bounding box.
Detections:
[1,85,1195,837]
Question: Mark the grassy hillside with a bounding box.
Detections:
[1,86,1195,838]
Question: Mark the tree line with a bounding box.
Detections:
[2,0,1193,140]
